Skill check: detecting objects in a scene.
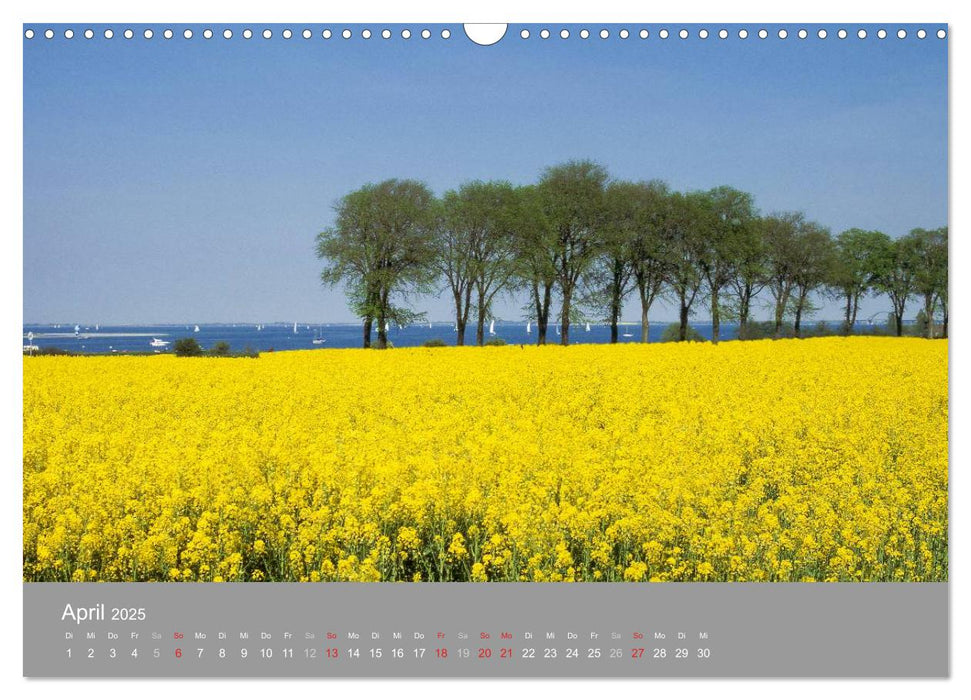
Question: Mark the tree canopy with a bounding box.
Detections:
[316,164,948,347]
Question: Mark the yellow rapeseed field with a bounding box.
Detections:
[23,337,947,582]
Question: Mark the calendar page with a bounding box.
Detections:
[20,18,948,679]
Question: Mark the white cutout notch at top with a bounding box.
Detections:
[464,24,507,46]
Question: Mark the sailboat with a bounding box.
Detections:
[194,325,200,333]
[385,321,390,333]
[489,319,496,335]
[312,325,326,345]
[585,322,591,332]
[526,321,531,333]
[428,322,432,329]
[293,322,298,334]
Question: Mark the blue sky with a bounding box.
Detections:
[23,24,947,324]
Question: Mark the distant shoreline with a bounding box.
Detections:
[22,319,915,329]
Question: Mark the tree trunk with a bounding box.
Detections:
[453,287,470,346]
[376,315,388,349]
[456,317,466,346]
[476,301,487,346]
[560,287,572,346]
[738,288,751,340]
[454,290,466,346]
[363,285,380,348]
[636,280,651,343]
[376,289,389,349]
[773,291,787,339]
[362,316,373,349]
[924,293,935,339]
[640,297,650,344]
[710,287,720,344]
[843,292,853,335]
[679,297,690,342]
[943,309,948,338]
[794,298,803,338]
[610,293,621,344]
[609,261,623,345]
[532,283,543,346]
[895,309,904,337]
[850,295,860,331]
[534,283,551,346]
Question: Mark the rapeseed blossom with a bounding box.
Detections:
[23,337,948,582]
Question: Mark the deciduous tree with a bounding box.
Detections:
[763,211,804,338]
[537,160,609,345]
[698,186,757,343]
[875,234,918,338]
[664,192,709,342]
[511,185,558,345]
[909,227,948,338]
[627,180,672,344]
[829,228,893,334]
[789,222,835,337]
[316,179,438,349]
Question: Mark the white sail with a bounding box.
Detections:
[194,325,200,333]
[428,322,432,329]
[293,322,298,333]
[385,321,390,333]
[489,319,495,335]
[526,321,531,333]
[585,322,591,332]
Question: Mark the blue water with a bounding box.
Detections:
[22,320,891,355]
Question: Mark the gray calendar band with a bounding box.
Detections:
[24,582,947,678]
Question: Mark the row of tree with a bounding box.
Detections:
[316,160,948,349]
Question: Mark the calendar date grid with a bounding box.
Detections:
[63,627,713,667]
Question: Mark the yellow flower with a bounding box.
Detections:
[624,562,648,581]
[471,563,488,582]
[22,338,947,583]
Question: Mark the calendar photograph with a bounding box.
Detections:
[22,22,947,592]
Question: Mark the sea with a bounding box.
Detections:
[21,320,890,355]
